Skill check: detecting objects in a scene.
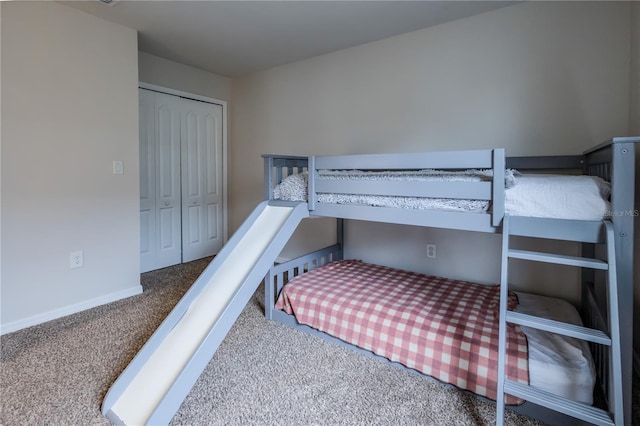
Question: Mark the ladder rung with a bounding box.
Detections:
[508,249,608,270]
[504,380,614,426]
[506,311,611,345]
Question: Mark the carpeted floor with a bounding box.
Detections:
[1,258,638,425]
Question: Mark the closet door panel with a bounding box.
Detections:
[159,208,176,247]
[204,114,221,242]
[140,210,152,252]
[207,206,219,240]
[139,89,157,273]
[154,93,182,269]
[184,111,202,199]
[183,110,203,250]
[181,100,223,262]
[187,205,201,243]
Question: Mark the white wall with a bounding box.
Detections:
[138,52,232,102]
[231,1,631,302]
[1,2,140,333]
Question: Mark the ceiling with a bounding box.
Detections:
[63,1,514,78]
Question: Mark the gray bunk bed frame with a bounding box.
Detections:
[262,136,638,426]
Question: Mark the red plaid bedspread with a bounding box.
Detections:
[275,260,528,404]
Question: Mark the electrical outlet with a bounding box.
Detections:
[426,244,437,259]
[70,251,83,269]
[112,160,124,175]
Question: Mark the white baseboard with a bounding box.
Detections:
[0,285,143,335]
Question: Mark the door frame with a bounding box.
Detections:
[138,82,229,245]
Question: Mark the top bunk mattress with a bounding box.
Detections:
[273,170,611,221]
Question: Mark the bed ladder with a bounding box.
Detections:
[496,215,623,426]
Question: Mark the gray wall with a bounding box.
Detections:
[1,2,141,332]
[138,52,232,102]
[230,1,632,304]
[0,6,233,333]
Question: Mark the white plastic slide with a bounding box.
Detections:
[102,201,308,425]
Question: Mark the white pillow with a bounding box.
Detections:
[273,172,308,201]
[505,174,611,220]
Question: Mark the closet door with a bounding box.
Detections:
[139,89,157,272]
[154,92,183,269]
[181,99,224,262]
[139,90,182,273]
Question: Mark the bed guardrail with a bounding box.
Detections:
[310,149,506,227]
[263,154,309,201]
[264,149,508,230]
[264,244,343,320]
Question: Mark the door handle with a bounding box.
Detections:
[165,202,170,206]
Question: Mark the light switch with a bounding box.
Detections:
[113,160,124,175]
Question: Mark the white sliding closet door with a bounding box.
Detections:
[140,90,182,273]
[139,89,157,272]
[181,100,224,262]
[139,88,224,273]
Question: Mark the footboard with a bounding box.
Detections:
[264,244,343,320]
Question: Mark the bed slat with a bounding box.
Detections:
[312,203,497,233]
[506,155,583,170]
[314,180,492,200]
[492,149,505,227]
[314,149,495,170]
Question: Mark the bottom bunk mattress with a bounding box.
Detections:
[274,259,595,405]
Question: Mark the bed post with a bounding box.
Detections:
[263,155,274,200]
[609,139,636,425]
[492,149,505,227]
[264,268,275,320]
[308,156,317,211]
[337,218,344,259]
[583,136,638,425]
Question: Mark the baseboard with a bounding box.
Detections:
[634,350,640,379]
[0,285,143,335]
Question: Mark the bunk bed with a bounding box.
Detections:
[262,136,638,426]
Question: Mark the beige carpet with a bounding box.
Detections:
[1,258,637,425]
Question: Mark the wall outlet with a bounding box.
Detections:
[70,251,84,269]
[112,160,124,175]
[426,244,437,259]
